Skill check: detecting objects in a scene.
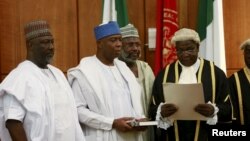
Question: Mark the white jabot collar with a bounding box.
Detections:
[178,59,200,84]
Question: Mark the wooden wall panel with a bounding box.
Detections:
[186,0,198,29]
[178,0,188,28]
[0,0,21,76]
[77,0,101,59]
[19,0,79,72]
[145,0,156,70]
[178,0,198,29]
[223,0,250,77]
[0,0,78,82]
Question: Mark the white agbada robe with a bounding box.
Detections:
[67,56,144,141]
[136,60,155,117]
[136,60,155,141]
[0,60,85,141]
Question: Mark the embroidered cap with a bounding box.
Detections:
[120,24,139,38]
[24,20,52,41]
[171,28,200,46]
[240,39,250,50]
[94,21,121,40]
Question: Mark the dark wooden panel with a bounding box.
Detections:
[1,75,7,82]
[145,0,157,70]
[179,0,199,29]
[19,0,79,72]
[0,0,21,75]
[187,0,198,29]
[78,0,101,59]
[0,0,78,82]
[223,0,249,70]
[178,0,188,28]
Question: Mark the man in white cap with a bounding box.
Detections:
[0,20,85,141]
[67,21,145,141]
[148,28,232,141]
[119,23,155,141]
[228,39,250,126]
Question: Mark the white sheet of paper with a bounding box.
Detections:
[163,83,208,120]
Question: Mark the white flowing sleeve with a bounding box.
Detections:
[71,79,114,130]
[156,102,174,130]
[206,101,219,125]
[3,94,26,122]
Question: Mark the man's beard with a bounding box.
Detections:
[119,50,136,64]
[45,54,54,64]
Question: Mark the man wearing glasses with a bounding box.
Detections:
[148,28,232,141]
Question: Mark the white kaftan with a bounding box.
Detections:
[0,60,85,141]
[67,56,144,141]
[136,60,155,141]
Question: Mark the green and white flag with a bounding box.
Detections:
[197,0,226,73]
[102,0,129,27]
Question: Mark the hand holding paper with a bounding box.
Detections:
[160,103,178,118]
[163,83,208,120]
[194,103,214,117]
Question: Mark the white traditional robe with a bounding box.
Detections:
[67,56,144,141]
[0,60,85,141]
[136,60,155,141]
[136,60,155,116]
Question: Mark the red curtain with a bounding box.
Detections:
[154,0,179,75]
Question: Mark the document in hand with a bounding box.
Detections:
[163,83,208,120]
[127,120,158,127]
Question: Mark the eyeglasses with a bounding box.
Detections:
[176,48,197,55]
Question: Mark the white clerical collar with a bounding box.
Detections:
[178,59,200,84]
[179,58,200,74]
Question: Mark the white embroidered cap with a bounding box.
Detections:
[120,24,139,38]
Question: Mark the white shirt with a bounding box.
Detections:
[102,65,135,118]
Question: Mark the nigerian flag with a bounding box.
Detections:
[197,0,226,73]
[102,0,129,27]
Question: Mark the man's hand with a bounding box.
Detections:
[112,117,134,132]
[5,119,27,141]
[194,104,214,117]
[132,118,148,131]
[160,103,178,118]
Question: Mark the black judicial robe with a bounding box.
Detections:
[229,68,250,125]
[149,58,232,141]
